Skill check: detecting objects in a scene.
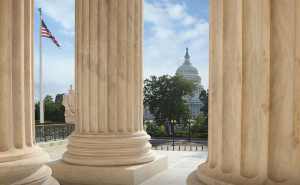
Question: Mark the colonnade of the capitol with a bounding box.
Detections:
[1,0,300,185]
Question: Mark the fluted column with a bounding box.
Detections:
[62,0,155,166]
[188,0,300,184]
[0,1,58,184]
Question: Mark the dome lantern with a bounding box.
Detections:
[184,47,191,63]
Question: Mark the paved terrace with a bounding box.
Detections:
[140,150,207,185]
[39,140,207,185]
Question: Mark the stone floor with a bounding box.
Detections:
[38,140,207,185]
[140,150,207,185]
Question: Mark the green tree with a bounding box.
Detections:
[145,121,156,132]
[35,101,40,121]
[44,101,65,123]
[157,125,165,132]
[199,89,208,116]
[53,100,65,122]
[143,74,196,135]
[35,94,66,123]
[55,93,65,103]
[192,112,208,133]
[174,100,192,127]
[44,101,56,122]
[44,95,53,103]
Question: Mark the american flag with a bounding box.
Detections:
[42,20,60,49]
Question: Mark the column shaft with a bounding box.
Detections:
[191,0,300,184]
[127,0,134,132]
[240,0,262,177]
[268,1,294,181]
[0,1,58,184]
[98,0,108,133]
[63,0,155,166]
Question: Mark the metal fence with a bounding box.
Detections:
[152,145,208,152]
[35,123,75,142]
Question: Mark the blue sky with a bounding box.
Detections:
[33,0,209,102]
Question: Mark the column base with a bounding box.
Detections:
[186,170,206,185]
[0,151,59,185]
[43,176,60,185]
[48,155,168,185]
[13,166,59,185]
[63,131,156,166]
[189,163,298,185]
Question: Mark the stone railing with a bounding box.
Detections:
[35,123,75,142]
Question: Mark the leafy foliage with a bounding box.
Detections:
[192,112,208,134]
[145,121,156,131]
[35,94,65,123]
[147,130,207,138]
[143,74,196,134]
[55,93,65,103]
[157,125,165,132]
[44,95,53,103]
[199,89,208,116]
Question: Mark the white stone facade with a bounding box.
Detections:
[176,48,204,120]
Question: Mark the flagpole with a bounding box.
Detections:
[39,8,44,123]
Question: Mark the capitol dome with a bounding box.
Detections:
[176,64,199,75]
[175,48,204,120]
[176,49,199,75]
[176,48,204,91]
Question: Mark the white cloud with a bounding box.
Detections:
[34,0,75,30]
[34,1,75,102]
[181,16,197,26]
[59,30,75,37]
[34,47,74,102]
[144,2,173,27]
[59,42,74,50]
[166,3,187,20]
[143,0,209,89]
[144,1,198,27]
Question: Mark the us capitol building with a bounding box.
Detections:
[144,48,204,120]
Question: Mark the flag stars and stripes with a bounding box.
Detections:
[42,20,60,49]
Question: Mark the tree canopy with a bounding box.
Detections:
[35,94,65,123]
[192,112,208,133]
[199,89,208,116]
[145,121,156,132]
[55,93,65,103]
[44,95,53,103]
[143,74,196,133]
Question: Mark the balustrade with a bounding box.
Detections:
[35,123,75,142]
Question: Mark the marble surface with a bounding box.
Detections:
[191,1,300,185]
[0,1,58,184]
[141,150,207,185]
[38,140,68,160]
[63,0,155,167]
[48,155,168,185]
[40,141,207,185]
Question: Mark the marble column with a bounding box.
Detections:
[0,1,58,184]
[187,0,300,184]
[62,0,156,166]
